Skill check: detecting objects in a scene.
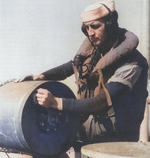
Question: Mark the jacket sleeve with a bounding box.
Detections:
[41,60,74,80]
[62,82,130,114]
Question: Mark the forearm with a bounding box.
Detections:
[42,60,74,80]
[63,89,108,114]
[62,82,130,114]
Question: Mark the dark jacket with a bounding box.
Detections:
[42,28,148,142]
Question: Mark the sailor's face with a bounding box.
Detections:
[84,19,106,46]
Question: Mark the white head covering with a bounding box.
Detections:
[80,0,115,22]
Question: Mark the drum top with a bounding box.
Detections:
[81,142,150,158]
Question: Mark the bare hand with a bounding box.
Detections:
[33,74,45,80]
[14,75,33,82]
[36,88,62,110]
[14,74,45,82]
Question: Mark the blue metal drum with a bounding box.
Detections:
[0,81,79,157]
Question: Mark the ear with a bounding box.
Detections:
[81,23,88,36]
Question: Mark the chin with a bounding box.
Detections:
[93,42,101,46]
[93,41,102,46]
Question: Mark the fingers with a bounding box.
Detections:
[37,88,50,95]
[14,78,24,83]
[36,97,45,105]
[35,88,62,110]
[33,74,45,81]
[36,88,52,108]
[14,74,45,83]
[14,75,33,83]
[32,76,39,81]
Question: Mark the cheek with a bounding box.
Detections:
[96,31,105,40]
[96,26,105,39]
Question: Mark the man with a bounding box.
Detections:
[17,0,148,147]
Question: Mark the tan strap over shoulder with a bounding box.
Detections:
[98,69,112,106]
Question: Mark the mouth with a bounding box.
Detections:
[90,38,99,43]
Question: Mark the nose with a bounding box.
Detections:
[87,27,95,36]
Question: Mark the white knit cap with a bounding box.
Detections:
[80,0,115,22]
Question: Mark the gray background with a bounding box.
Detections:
[0,0,149,89]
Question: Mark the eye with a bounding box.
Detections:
[91,24,101,29]
[85,25,89,30]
